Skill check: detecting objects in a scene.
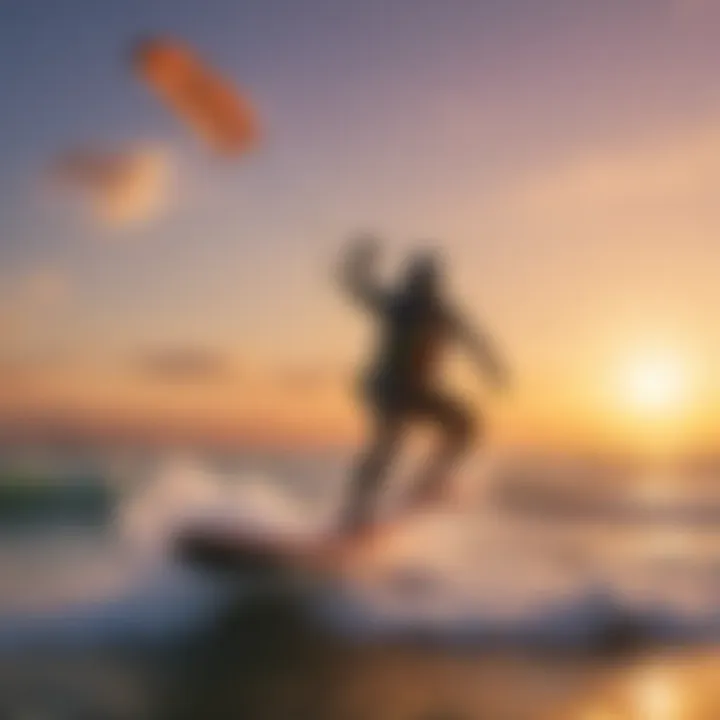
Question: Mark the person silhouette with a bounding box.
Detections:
[337,235,510,536]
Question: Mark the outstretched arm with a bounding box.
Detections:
[451,309,510,391]
[337,235,387,313]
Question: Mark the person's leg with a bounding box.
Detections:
[406,391,478,509]
[341,412,404,535]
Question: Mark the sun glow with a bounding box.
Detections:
[621,353,688,416]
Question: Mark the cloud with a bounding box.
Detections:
[512,129,720,211]
[493,122,720,261]
[131,346,350,397]
[51,145,172,229]
[270,365,347,395]
[482,119,720,385]
[132,346,235,383]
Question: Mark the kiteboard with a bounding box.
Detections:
[174,517,394,579]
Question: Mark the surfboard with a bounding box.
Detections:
[173,518,393,578]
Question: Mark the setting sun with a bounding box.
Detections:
[622,354,688,417]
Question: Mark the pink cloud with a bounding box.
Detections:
[51,145,172,229]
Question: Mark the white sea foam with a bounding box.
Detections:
[1,452,719,651]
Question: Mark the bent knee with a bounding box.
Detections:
[445,407,478,449]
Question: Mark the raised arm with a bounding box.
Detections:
[450,307,510,390]
[337,235,388,314]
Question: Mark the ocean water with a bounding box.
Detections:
[1,447,719,655]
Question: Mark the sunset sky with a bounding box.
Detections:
[1,0,720,453]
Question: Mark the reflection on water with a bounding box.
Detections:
[633,667,684,719]
[5,644,720,719]
[572,654,720,720]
